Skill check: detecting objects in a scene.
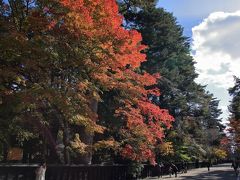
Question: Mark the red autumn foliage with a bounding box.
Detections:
[220,137,230,146]
[228,118,240,145]
[57,0,174,164]
[0,0,173,164]
[23,0,173,163]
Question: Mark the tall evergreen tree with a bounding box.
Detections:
[228,76,240,153]
[119,1,225,161]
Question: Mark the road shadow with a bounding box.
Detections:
[144,164,237,180]
[177,169,237,180]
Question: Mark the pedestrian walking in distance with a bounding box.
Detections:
[207,160,211,171]
[232,160,239,176]
[157,162,164,178]
[170,163,178,177]
[35,162,46,180]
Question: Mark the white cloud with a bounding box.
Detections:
[192,11,240,121]
[192,11,240,88]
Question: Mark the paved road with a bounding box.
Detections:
[144,163,238,180]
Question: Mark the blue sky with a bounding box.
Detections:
[157,0,240,37]
[156,0,240,123]
[157,1,202,37]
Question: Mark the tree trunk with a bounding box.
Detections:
[2,142,8,162]
[63,119,71,164]
[77,99,98,164]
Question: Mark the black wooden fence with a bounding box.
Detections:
[0,164,128,180]
[0,160,232,180]
[140,161,207,178]
[140,160,232,178]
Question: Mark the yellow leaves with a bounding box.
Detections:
[66,11,93,31]
[15,76,26,86]
[71,135,118,155]
[94,124,105,134]
[70,114,105,134]
[212,148,227,159]
[71,114,91,126]
[158,142,174,156]
[89,91,102,102]
[93,139,119,151]
[168,131,178,139]
[70,133,87,154]
[78,80,89,91]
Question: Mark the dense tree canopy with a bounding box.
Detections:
[0,0,174,164]
[0,0,227,169]
[119,0,226,162]
[228,76,240,154]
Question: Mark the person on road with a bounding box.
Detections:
[169,163,178,177]
[181,161,188,173]
[35,162,46,180]
[232,160,239,176]
[157,162,164,178]
[183,161,188,173]
[207,160,211,171]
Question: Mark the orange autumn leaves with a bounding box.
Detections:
[58,0,174,163]
[229,119,240,145]
[60,0,146,68]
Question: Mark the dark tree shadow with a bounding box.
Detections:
[144,164,237,180]
[177,168,236,180]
